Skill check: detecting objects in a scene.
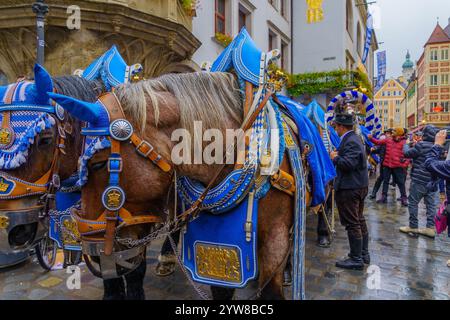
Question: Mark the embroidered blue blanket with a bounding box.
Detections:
[182,195,258,288]
[282,101,336,206]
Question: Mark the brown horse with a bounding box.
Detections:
[52,71,297,299]
[0,67,147,299]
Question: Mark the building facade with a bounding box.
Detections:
[374,78,407,129]
[405,75,418,129]
[292,0,377,80]
[417,20,450,128]
[192,0,292,71]
[0,0,200,82]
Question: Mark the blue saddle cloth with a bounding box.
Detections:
[211,28,263,86]
[281,101,336,207]
[182,196,258,288]
[49,177,81,251]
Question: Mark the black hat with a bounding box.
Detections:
[334,113,355,126]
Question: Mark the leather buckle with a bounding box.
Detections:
[108,157,123,173]
[136,140,154,158]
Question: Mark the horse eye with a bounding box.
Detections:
[90,161,107,171]
[38,137,53,146]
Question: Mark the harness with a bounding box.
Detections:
[0,81,71,204]
[73,92,171,256]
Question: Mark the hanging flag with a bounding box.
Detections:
[376,51,386,91]
[306,0,324,24]
[362,13,373,64]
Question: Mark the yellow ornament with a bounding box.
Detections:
[306,0,324,24]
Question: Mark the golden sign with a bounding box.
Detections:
[106,189,122,208]
[306,0,324,24]
[0,128,13,146]
[195,243,242,283]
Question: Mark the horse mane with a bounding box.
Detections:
[53,76,103,102]
[115,72,243,135]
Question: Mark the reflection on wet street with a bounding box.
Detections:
[0,178,449,300]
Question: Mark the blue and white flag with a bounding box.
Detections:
[362,14,373,64]
[376,51,386,91]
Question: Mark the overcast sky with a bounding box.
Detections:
[374,0,450,78]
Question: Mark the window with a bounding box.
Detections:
[430,102,438,112]
[238,4,251,32]
[346,0,354,39]
[215,0,226,34]
[443,101,449,112]
[430,74,438,86]
[442,74,449,85]
[356,23,362,57]
[268,30,277,52]
[281,0,288,18]
[442,49,449,60]
[281,41,289,70]
[430,50,438,61]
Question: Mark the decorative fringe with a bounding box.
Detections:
[0,113,56,170]
[77,137,111,187]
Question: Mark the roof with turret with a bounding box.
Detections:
[425,23,450,46]
[402,51,414,69]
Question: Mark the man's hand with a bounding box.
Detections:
[368,134,373,139]
[330,151,338,160]
[435,130,447,146]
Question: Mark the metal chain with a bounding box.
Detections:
[168,233,212,300]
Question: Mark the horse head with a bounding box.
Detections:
[50,72,243,278]
[0,64,102,254]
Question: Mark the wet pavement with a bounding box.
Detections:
[0,178,449,300]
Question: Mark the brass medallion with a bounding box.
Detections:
[0,127,14,149]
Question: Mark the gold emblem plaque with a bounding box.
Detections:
[0,128,14,148]
[195,243,242,283]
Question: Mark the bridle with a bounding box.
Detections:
[72,92,172,256]
[72,88,274,258]
[0,80,72,208]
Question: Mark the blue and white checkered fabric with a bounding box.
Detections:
[0,111,56,170]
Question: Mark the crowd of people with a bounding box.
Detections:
[330,102,450,271]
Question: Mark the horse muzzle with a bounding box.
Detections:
[0,199,47,254]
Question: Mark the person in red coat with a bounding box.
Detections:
[369,128,410,206]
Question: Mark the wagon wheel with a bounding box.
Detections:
[83,254,103,278]
[35,235,58,271]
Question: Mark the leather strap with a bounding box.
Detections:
[74,207,162,236]
[130,134,172,172]
[270,169,296,197]
[100,92,172,173]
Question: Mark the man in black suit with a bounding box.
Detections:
[330,106,369,270]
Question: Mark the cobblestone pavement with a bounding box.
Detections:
[0,178,449,300]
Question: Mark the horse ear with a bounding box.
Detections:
[47,92,100,123]
[34,64,54,104]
